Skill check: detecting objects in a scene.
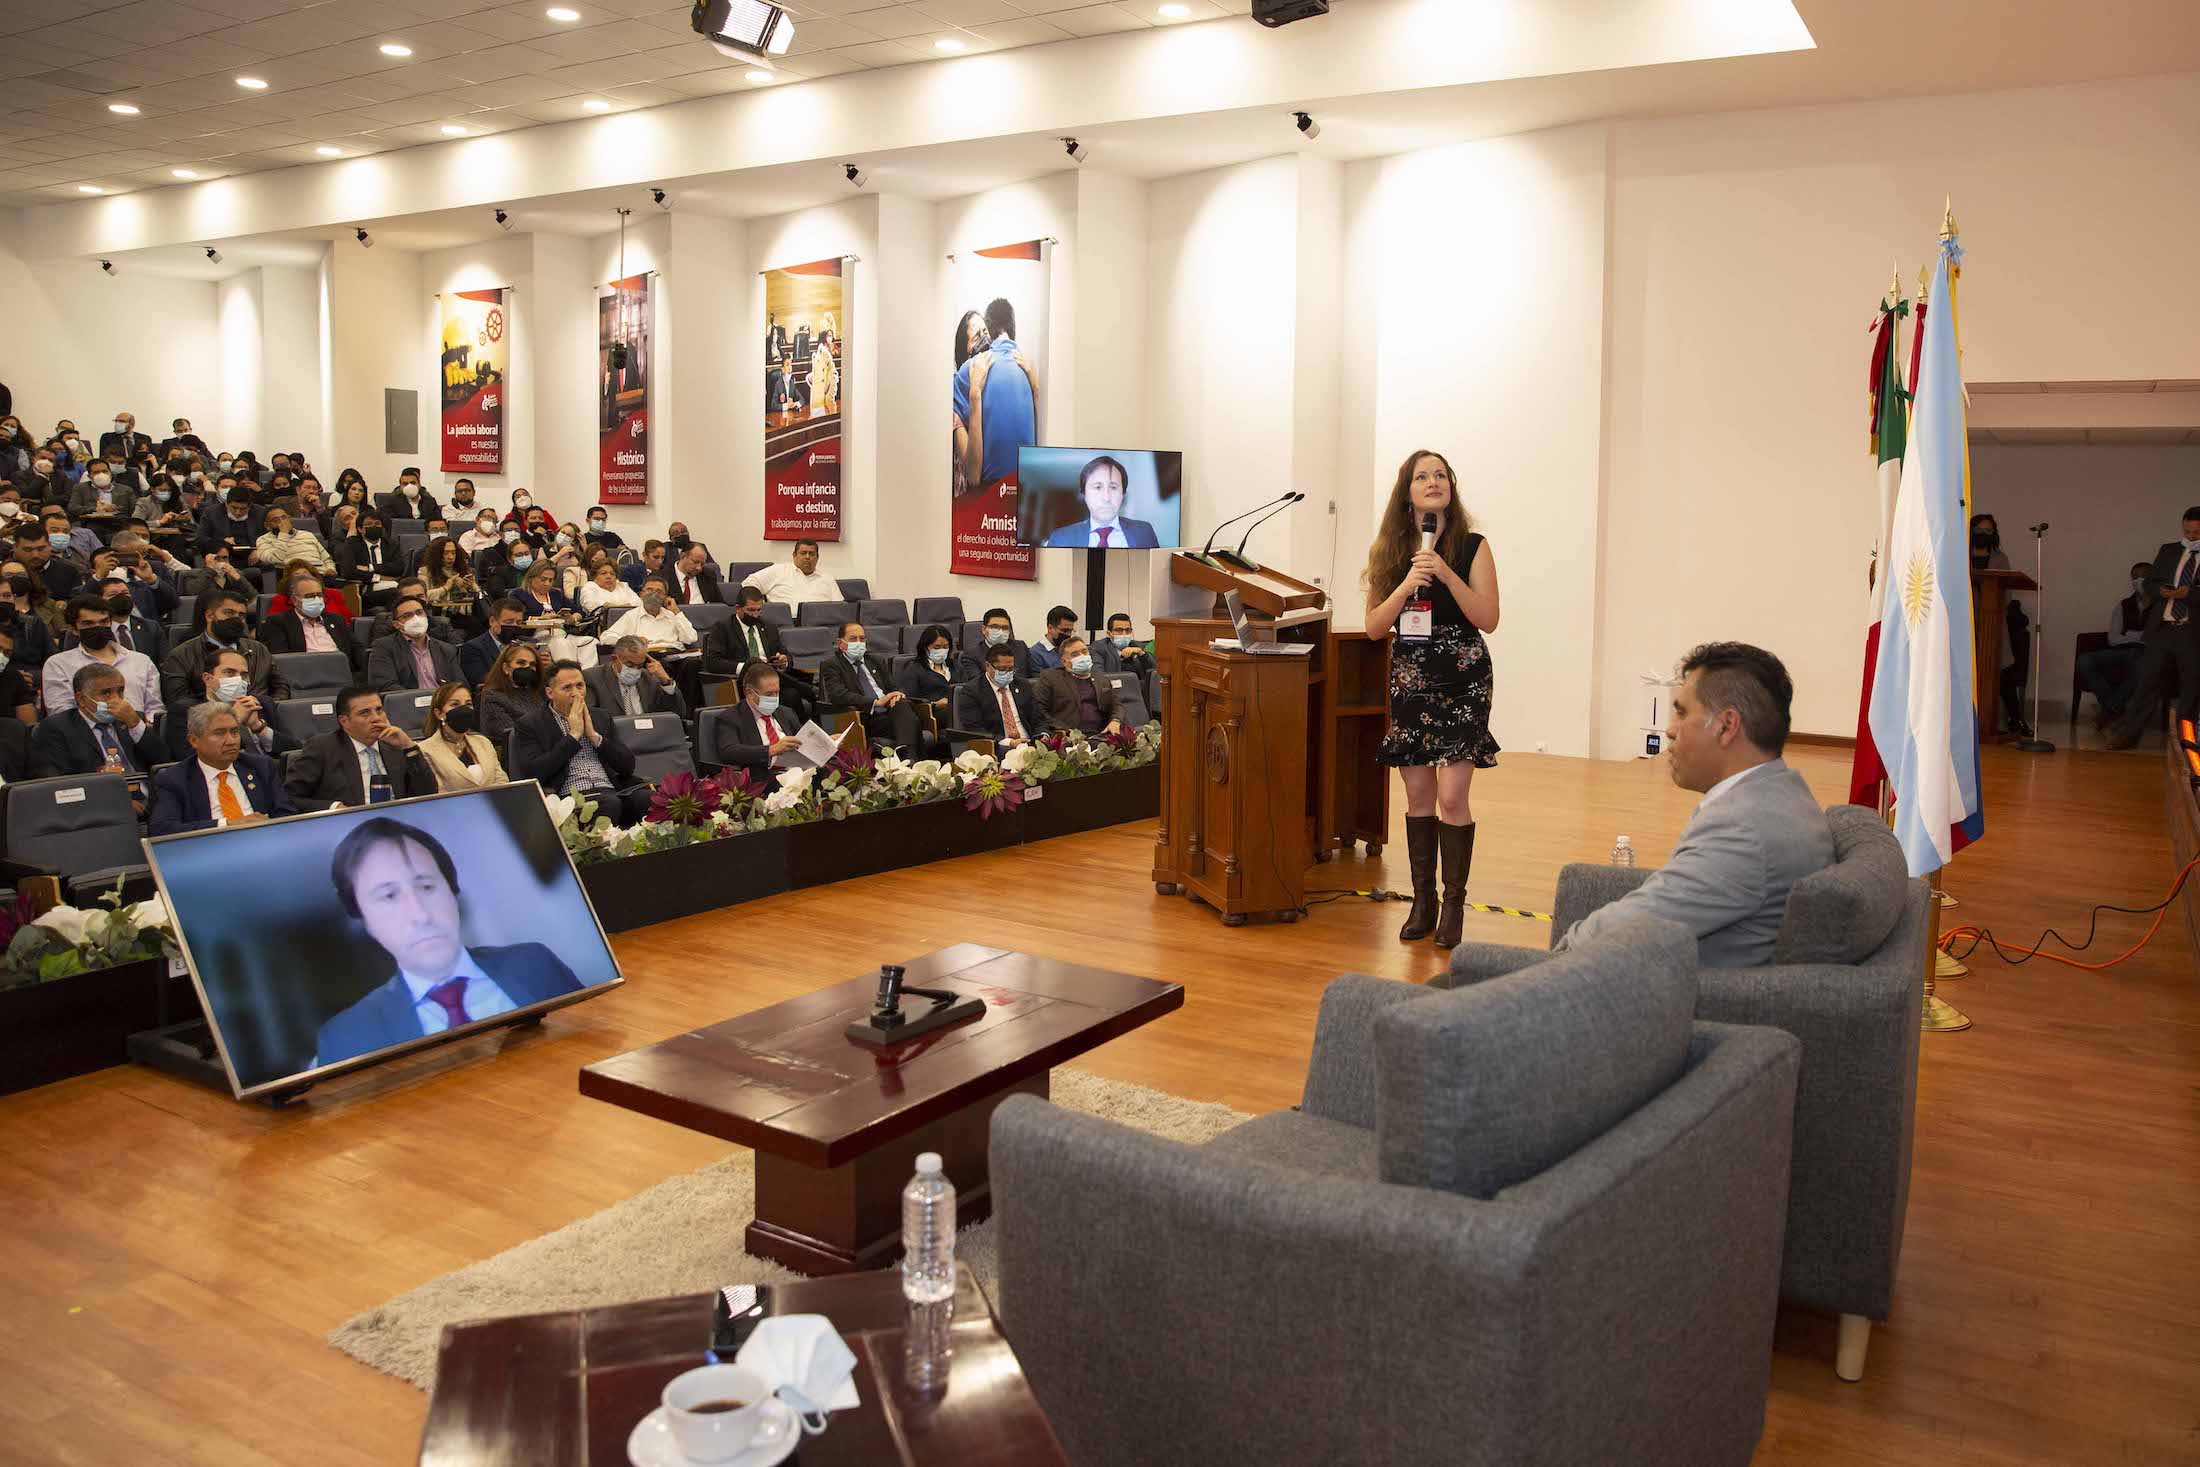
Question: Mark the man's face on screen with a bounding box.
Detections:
[1080,465,1126,525]
[352,837,463,980]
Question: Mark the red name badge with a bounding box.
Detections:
[1398,599,1433,640]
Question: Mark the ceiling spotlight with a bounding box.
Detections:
[933,36,965,51]
[440,123,468,135]
[691,0,793,62]
[78,184,104,194]
[1293,110,1320,141]
[204,247,223,263]
[379,42,412,56]
[1158,2,1191,16]
[494,208,513,231]
[1062,137,1087,165]
[843,163,865,189]
[745,69,772,84]
[101,260,118,275]
[236,75,268,89]
[315,145,344,157]
[172,168,199,179]
[582,98,611,111]
[1253,0,1328,24]
[546,5,580,18]
[356,228,373,248]
[651,188,670,210]
[107,102,140,115]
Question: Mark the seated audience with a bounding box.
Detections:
[0,615,37,724]
[377,466,439,524]
[417,681,508,792]
[620,538,669,593]
[340,510,409,605]
[1026,604,1078,673]
[367,593,463,692]
[2078,561,2154,729]
[1093,611,1153,676]
[68,457,135,518]
[15,520,80,601]
[252,505,335,576]
[200,489,261,560]
[91,569,166,662]
[259,571,351,655]
[180,544,254,600]
[478,640,547,750]
[1559,642,1833,967]
[46,507,100,566]
[817,620,917,752]
[580,558,642,617]
[705,583,812,718]
[511,660,643,824]
[458,507,503,558]
[511,487,556,533]
[1033,636,1122,737]
[44,591,164,724]
[600,577,697,650]
[2,563,59,665]
[460,597,527,685]
[714,662,802,774]
[444,478,480,518]
[100,411,155,462]
[480,534,541,599]
[160,418,208,458]
[148,701,296,835]
[515,561,581,627]
[586,635,688,720]
[187,645,299,760]
[666,541,721,608]
[161,588,288,706]
[746,538,839,608]
[31,662,161,779]
[421,536,482,626]
[286,685,438,808]
[957,607,1029,684]
[954,641,1042,747]
[582,507,625,553]
[896,623,958,727]
[106,530,181,626]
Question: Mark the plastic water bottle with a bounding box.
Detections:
[1610,835,1636,868]
[901,1153,956,1304]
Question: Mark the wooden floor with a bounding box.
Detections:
[2,745,2196,1465]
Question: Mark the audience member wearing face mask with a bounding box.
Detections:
[417,679,508,793]
[584,635,688,722]
[159,589,290,710]
[953,642,1043,749]
[598,576,698,652]
[957,607,1030,684]
[816,619,921,754]
[1032,635,1123,738]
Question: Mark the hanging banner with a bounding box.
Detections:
[598,273,651,505]
[439,288,508,474]
[763,258,846,541]
[948,240,1050,580]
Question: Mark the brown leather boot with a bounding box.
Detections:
[1397,815,1438,941]
[1433,821,1475,949]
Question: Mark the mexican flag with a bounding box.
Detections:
[1847,291,1909,806]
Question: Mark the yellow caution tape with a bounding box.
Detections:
[1466,903,1552,922]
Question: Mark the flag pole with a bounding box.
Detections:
[1923,867,1972,1031]
[1932,199,1975,980]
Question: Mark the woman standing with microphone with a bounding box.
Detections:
[1365,449,1501,948]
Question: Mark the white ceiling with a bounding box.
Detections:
[0,0,1251,206]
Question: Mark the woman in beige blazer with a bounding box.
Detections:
[418,680,509,792]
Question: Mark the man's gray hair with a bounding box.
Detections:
[111,530,145,552]
[71,662,123,697]
[614,635,646,656]
[187,699,239,739]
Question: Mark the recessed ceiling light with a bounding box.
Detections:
[107,102,140,115]
[440,123,468,135]
[78,185,104,194]
[745,69,772,84]
[582,98,611,111]
[315,145,344,157]
[172,168,199,179]
[236,75,268,89]
[546,6,580,19]
[1158,1,1191,15]
[934,36,965,51]
[379,42,412,56]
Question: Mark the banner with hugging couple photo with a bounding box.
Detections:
[949,240,1052,580]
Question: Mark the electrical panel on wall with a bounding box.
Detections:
[384,388,419,453]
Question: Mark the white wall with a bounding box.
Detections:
[216,272,263,456]
[326,242,425,492]
[1970,443,2200,721]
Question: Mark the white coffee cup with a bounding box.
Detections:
[661,1364,788,1462]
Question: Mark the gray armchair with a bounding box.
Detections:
[991,916,1802,1467]
[1441,803,1928,1382]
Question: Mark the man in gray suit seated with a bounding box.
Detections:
[1562,641,1833,967]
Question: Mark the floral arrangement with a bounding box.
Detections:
[546,723,1161,866]
[0,888,180,990]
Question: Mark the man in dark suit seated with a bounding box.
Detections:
[1091,611,1153,678]
[338,511,410,609]
[667,541,723,610]
[954,643,1043,748]
[704,583,814,721]
[161,588,289,707]
[586,635,688,721]
[286,686,439,810]
[259,571,352,656]
[149,701,298,835]
[366,592,463,692]
[199,488,261,562]
[1032,637,1123,737]
[955,607,1032,685]
[31,662,164,783]
[177,646,300,762]
[512,660,644,824]
[311,817,586,1067]
[460,598,529,686]
[713,663,803,775]
[14,521,82,602]
[179,545,256,602]
[816,620,918,752]
[375,467,440,526]
[97,412,154,463]
[1041,455,1161,548]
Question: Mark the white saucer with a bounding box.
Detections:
[628,1399,799,1467]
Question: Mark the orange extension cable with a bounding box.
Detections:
[1939,852,2200,971]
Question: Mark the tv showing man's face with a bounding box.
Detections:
[352,836,463,979]
[1081,462,1126,523]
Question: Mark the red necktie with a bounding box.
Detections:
[1097,527,1114,547]
[424,978,471,1028]
[998,687,1023,740]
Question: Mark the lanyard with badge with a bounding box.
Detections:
[1397,512,1438,641]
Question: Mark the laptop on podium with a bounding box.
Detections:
[1223,590,1314,656]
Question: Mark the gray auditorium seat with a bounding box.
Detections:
[0,775,154,905]
[271,651,352,700]
[797,599,856,629]
[615,714,694,785]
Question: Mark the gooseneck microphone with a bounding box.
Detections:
[1419,511,1438,555]
[1219,492,1307,572]
[1198,490,1299,566]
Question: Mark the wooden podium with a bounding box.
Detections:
[1151,555,1391,924]
[1972,567,2037,745]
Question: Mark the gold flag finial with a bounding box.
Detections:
[1889,259,1903,304]
[1940,196,1957,241]
[1917,263,1931,303]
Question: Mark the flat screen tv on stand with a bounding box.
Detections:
[1015,446,1184,635]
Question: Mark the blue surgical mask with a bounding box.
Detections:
[1111,634,1130,647]
[1069,653,1094,675]
[617,663,642,686]
[216,675,248,702]
[91,703,117,724]
[990,668,1014,688]
[48,532,68,550]
[756,694,781,717]
[926,647,949,665]
[984,627,1009,646]
[844,641,867,659]
[511,554,533,570]
[299,595,324,618]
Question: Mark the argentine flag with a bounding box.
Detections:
[1867,238,1984,877]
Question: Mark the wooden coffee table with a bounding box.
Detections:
[416,1264,1068,1466]
[579,943,1183,1275]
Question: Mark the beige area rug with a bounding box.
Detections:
[329,1068,1250,1390]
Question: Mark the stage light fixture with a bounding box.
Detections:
[1158,3,1191,17]
[495,208,513,231]
[108,102,140,115]
[651,188,670,210]
[440,123,468,136]
[100,260,118,275]
[1294,110,1320,141]
[691,0,794,64]
[1253,0,1328,24]
[843,163,865,188]
[356,228,373,248]
[546,5,580,18]
[1063,137,1087,165]
[745,69,772,84]
[204,247,223,263]
[933,36,965,51]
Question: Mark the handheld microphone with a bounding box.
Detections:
[1198,491,1297,566]
[1418,511,1437,554]
[1218,492,1306,572]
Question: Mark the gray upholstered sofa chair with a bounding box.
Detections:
[990,915,1802,1467]
[1440,803,1927,1382]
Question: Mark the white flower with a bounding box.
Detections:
[541,791,576,828]
[764,785,805,814]
[32,906,96,947]
[709,810,735,830]
[603,823,648,855]
[121,896,173,934]
[1001,743,1038,775]
[953,748,998,775]
[775,766,814,795]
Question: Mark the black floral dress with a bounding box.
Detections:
[1377,532,1500,770]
